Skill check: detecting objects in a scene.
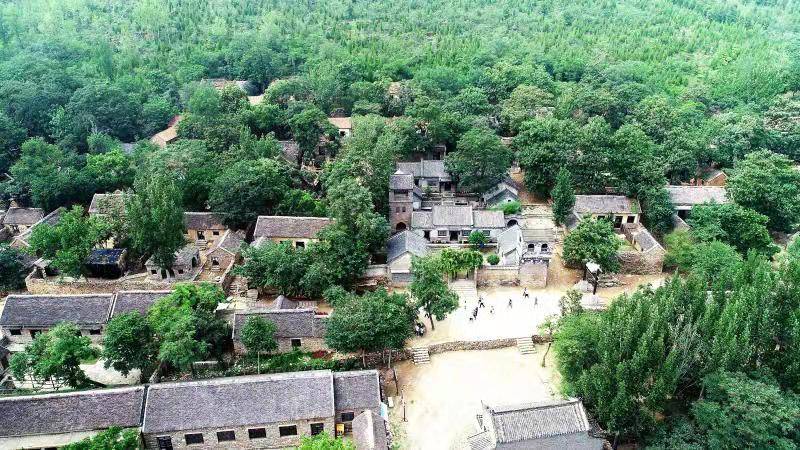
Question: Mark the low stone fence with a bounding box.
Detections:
[477,265,520,287]
[25,272,174,294]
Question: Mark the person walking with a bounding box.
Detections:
[508,298,513,308]
[534,296,538,306]
[523,287,529,300]
[478,297,485,308]
[490,306,495,314]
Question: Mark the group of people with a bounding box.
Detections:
[469,288,539,322]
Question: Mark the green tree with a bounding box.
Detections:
[468,230,488,249]
[552,167,575,226]
[102,311,157,383]
[236,242,308,297]
[275,189,326,217]
[208,158,290,228]
[0,244,28,291]
[500,84,555,133]
[62,427,140,450]
[0,111,27,174]
[288,104,334,168]
[688,203,778,257]
[28,205,109,277]
[296,433,355,450]
[325,289,415,366]
[445,127,513,194]
[410,255,459,330]
[727,150,800,232]
[84,149,135,193]
[126,171,185,269]
[10,322,99,389]
[515,118,577,195]
[240,315,278,373]
[562,218,621,272]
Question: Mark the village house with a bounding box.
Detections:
[467,399,605,449]
[184,212,227,248]
[253,216,333,249]
[110,290,172,318]
[386,230,429,285]
[0,294,115,350]
[411,205,505,243]
[232,308,328,354]
[7,208,62,273]
[202,229,245,276]
[396,160,453,193]
[496,225,554,266]
[141,370,384,449]
[353,409,389,450]
[388,170,423,233]
[328,116,353,137]
[481,178,520,208]
[618,223,666,275]
[150,115,182,148]
[84,248,128,279]
[687,167,727,187]
[566,195,641,230]
[0,386,147,449]
[666,185,728,221]
[1,206,44,236]
[88,191,128,218]
[145,244,201,282]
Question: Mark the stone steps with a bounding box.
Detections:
[516,337,536,355]
[450,279,479,303]
[411,347,431,364]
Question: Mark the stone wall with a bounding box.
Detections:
[25,272,174,295]
[233,337,329,355]
[477,265,519,287]
[519,262,548,288]
[617,248,665,275]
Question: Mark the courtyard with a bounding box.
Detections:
[386,346,559,450]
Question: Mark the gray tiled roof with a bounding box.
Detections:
[254,216,332,239]
[328,117,353,130]
[142,371,336,433]
[486,399,591,444]
[0,386,145,437]
[88,193,127,216]
[272,295,300,310]
[390,170,414,190]
[111,290,172,318]
[665,186,728,208]
[497,226,523,256]
[217,230,245,252]
[144,244,199,268]
[1,207,44,226]
[352,410,388,450]
[472,210,505,228]
[411,211,434,229]
[184,212,225,230]
[396,160,450,180]
[11,208,63,248]
[333,370,381,412]
[573,195,640,215]
[387,231,429,263]
[232,309,326,340]
[432,205,473,227]
[0,294,114,327]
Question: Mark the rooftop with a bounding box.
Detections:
[0,386,146,438]
[573,195,640,215]
[86,248,126,265]
[412,206,505,229]
[254,216,332,240]
[396,160,450,180]
[333,370,382,412]
[387,230,429,263]
[88,193,127,216]
[232,309,326,340]
[142,371,336,434]
[390,170,415,190]
[328,117,353,129]
[2,207,44,226]
[0,294,114,327]
[665,185,728,207]
[111,290,172,318]
[485,399,593,445]
[184,211,225,230]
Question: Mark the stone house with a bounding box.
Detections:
[467,399,605,449]
[0,294,115,350]
[617,223,665,275]
[253,216,333,249]
[110,290,172,319]
[666,185,728,221]
[184,212,227,248]
[496,225,554,266]
[352,409,389,450]
[88,192,128,218]
[396,160,453,193]
[84,248,128,279]
[203,229,245,275]
[388,170,423,233]
[688,167,727,187]
[8,207,62,252]
[141,370,382,449]
[1,206,44,236]
[145,244,201,282]
[386,230,429,285]
[328,116,353,137]
[232,308,328,354]
[150,115,182,148]
[566,195,641,230]
[411,205,505,243]
[0,386,146,449]
[481,179,520,208]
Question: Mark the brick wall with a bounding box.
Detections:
[617,248,665,275]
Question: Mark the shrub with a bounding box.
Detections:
[487,254,500,265]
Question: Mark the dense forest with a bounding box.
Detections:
[1,0,800,446]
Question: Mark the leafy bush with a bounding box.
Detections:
[495,200,521,215]
[487,254,500,265]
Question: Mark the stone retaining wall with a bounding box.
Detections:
[617,248,664,275]
[477,265,520,287]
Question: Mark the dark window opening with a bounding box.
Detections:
[30,330,41,338]
[151,269,157,275]
[295,241,305,249]
[507,219,518,227]
[10,329,21,336]
[310,423,324,435]
[248,428,267,440]
[341,411,355,422]
[212,230,220,236]
[396,222,407,232]
[89,329,101,335]
[279,425,298,437]
[212,258,220,266]
[291,338,302,347]
[197,231,206,240]
[541,243,549,252]
[156,437,173,450]
[626,215,635,223]
[184,433,204,445]
[423,230,431,240]
[216,430,235,442]
[191,257,197,268]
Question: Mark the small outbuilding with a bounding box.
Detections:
[84,248,127,279]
